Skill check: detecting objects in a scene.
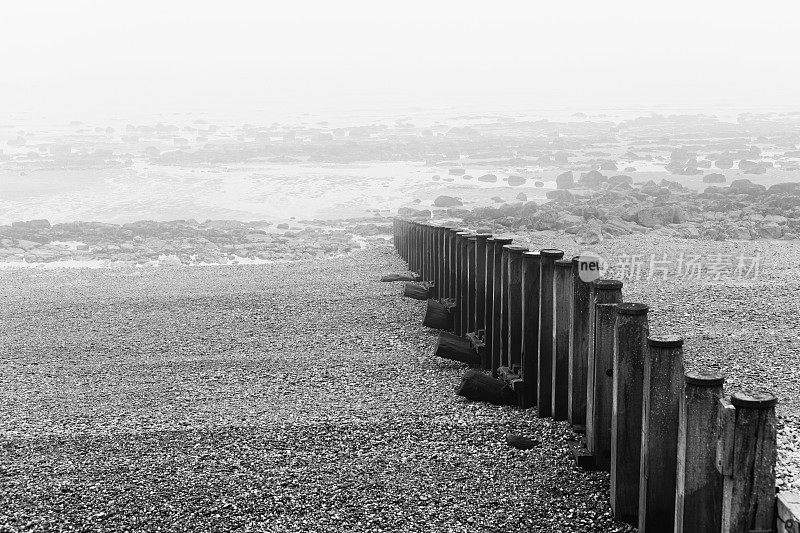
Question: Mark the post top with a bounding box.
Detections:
[448,227,467,233]
[554,258,572,267]
[504,244,528,253]
[617,302,649,316]
[685,370,725,387]
[474,233,492,239]
[540,249,564,258]
[647,334,684,348]
[731,391,778,409]
[522,251,541,260]
[492,237,514,245]
[593,279,623,291]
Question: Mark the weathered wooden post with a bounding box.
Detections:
[586,279,623,454]
[484,237,496,369]
[590,302,618,470]
[505,245,528,370]
[446,227,464,300]
[611,302,649,525]
[521,251,540,409]
[719,391,778,532]
[674,370,725,533]
[465,235,477,336]
[498,244,511,368]
[569,256,592,431]
[490,236,513,375]
[639,335,684,533]
[552,258,572,421]
[473,233,491,335]
[456,231,473,336]
[537,249,564,417]
[434,225,444,297]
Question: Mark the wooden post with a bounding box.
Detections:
[537,249,564,417]
[639,335,684,533]
[569,256,592,430]
[611,302,649,525]
[473,233,491,335]
[586,279,623,453]
[465,236,477,336]
[490,237,513,375]
[675,370,725,533]
[720,391,778,532]
[591,302,617,470]
[505,245,528,370]
[499,244,511,368]
[458,231,473,336]
[552,259,572,421]
[446,228,460,300]
[521,251,540,409]
[435,226,445,297]
[484,237,496,369]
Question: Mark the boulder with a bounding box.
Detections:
[579,170,606,188]
[516,192,528,202]
[767,182,800,195]
[599,161,618,171]
[556,171,574,189]
[636,206,682,228]
[507,175,526,186]
[534,181,544,188]
[730,179,766,195]
[608,175,633,188]
[703,173,726,183]
[11,219,51,230]
[433,195,463,208]
[757,222,783,239]
[546,190,574,202]
[715,156,734,169]
[478,174,498,183]
[449,168,466,176]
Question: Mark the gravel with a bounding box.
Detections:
[0,243,635,532]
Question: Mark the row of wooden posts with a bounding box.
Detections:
[390,218,800,533]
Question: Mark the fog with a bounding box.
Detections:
[2,0,799,118]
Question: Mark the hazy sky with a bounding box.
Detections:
[1,0,799,117]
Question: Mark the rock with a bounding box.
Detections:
[11,219,51,230]
[730,179,766,195]
[579,170,606,188]
[556,171,574,190]
[534,181,544,188]
[433,195,463,208]
[478,174,498,183]
[715,156,734,169]
[520,202,539,217]
[599,161,618,171]
[448,168,466,176]
[703,173,726,183]
[636,206,683,228]
[397,207,432,219]
[767,182,800,195]
[463,175,473,180]
[276,223,290,229]
[608,175,633,188]
[546,190,573,201]
[516,193,528,202]
[758,222,783,239]
[575,224,603,245]
[491,196,505,203]
[507,175,526,186]
[431,175,440,181]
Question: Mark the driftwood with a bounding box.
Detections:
[381,273,418,282]
[456,369,516,406]
[434,332,480,365]
[506,434,540,450]
[422,298,455,330]
[403,282,434,300]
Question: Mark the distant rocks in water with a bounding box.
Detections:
[624,166,637,172]
[739,159,771,174]
[12,219,51,230]
[443,177,454,182]
[491,196,505,203]
[478,174,498,183]
[599,161,618,171]
[703,173,726,183]
[534,181,544,188]
[608,175,633,188]
[516,192,528,201]
[433,195,463,207]
[546,190,573,201]
[397,207,431,219]
[556,171,574,190]
[579,170,605,188]
[729,178,766,195]
[507,175,526,186]
[276,223,290,229]
[554,151,569,164]
[431,175,440,181]
[714,156,734,169]
[448,168,466,176]
[463,175,473,180]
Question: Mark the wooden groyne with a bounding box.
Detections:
[390,218,800,533]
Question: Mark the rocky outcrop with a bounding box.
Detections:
[556,171,574,189]
[433,195,463,207]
